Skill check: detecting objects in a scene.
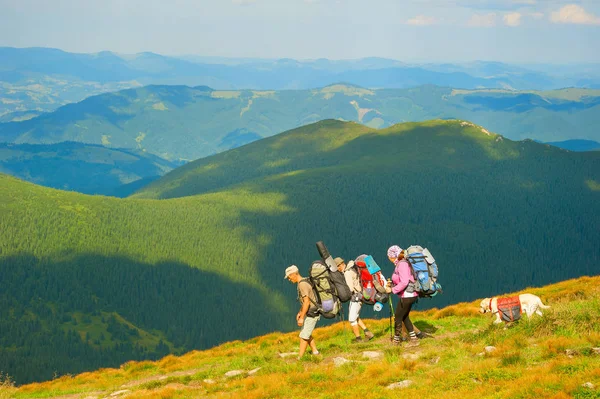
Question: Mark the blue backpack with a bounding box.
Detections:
[405,245,442,298]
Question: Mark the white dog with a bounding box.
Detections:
[479,294,550,324]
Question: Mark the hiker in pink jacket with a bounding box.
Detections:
[388,245,420,346]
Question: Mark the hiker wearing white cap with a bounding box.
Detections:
[335,257,375,342]
[284,265,320,359]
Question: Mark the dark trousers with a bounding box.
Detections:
[394,296,418,336]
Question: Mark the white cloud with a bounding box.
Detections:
[407,15,437,26]
[503,12,522,26]
[550,4,600,25]
[232,0,256,5]
[467,12,497,27]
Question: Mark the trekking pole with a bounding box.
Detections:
[387,279,394,341]
[389,299,394,342]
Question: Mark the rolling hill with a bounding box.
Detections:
[3,276,599,398]
[1,119,598,384]
[0,142,179,196]
[1,84,599,161]
[3,47,600,118]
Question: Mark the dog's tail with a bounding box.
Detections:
[538,300,550,309]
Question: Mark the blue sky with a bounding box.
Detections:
[0,0,599,63]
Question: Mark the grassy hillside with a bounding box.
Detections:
[1,119,598,384]
[1,85,599,160]
[2,276,599,398]
[0,142,179,196]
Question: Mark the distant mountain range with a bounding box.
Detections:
[2,47,600,117]
[1,84,598,162]
[544,139,600,152]
[0,142,179,196]
[2,119,598,383]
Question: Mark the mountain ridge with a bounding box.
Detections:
[2,84,599,161]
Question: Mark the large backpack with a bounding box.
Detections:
[315,241,352,303]
[405,245,442,298]
[306,261,341,319]
[355,255,389,306]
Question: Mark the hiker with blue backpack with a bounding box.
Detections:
[388,245,442,345]
[387,245,421,346]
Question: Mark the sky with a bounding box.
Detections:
[0,0,599,63]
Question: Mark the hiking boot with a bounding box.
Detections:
[392,335,401,345]
[364,330,375,341]
[416,331,432,339]
[352,336,363,343]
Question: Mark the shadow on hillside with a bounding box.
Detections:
[0,252,293,384]
[414,320,439,334]
[213,123,600,312]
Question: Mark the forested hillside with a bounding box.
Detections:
[0,142,179,196]
[1,85,598,160]
[1,119,598,384]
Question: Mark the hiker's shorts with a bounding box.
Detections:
[348,301,362,325]
[299,315,320,340]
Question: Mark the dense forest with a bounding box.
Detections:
[1,119,598,384]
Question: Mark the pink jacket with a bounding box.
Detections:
[391,260,418,298]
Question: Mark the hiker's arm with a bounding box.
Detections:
[297,296,310,325]
[392,264,409,294]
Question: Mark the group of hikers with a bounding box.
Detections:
[284,242,441,359]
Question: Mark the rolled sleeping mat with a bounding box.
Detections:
[364,255,381,275]
[316,241,337,271]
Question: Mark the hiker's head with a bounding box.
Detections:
[284,265,301,283]
[334,257,345,272]
[387,245,403,263]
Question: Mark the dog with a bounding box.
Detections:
[479,294,550,324]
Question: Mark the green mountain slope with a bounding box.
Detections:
[1,120,598,384]
[0,142,179,196]
[1,85,598,161]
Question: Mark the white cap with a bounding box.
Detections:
[284,265,299,279]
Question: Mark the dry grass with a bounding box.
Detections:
[9,275,600,399]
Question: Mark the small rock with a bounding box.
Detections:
[477,352,485,357]
[224,370,245,378]
[582,382,595,389]
[592,347,600,355]
[362,351,384,360]
[565,349,576,358]
[333,357,351,367]
[402,353,420,361]
[203,379,216,385]
[484,346,496,353]
[430,356,440,364]
[472,378,482,384]
[109,390,131,397]
[386,380,413,389]
[248,367,262,376]
[278,352,298,358]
